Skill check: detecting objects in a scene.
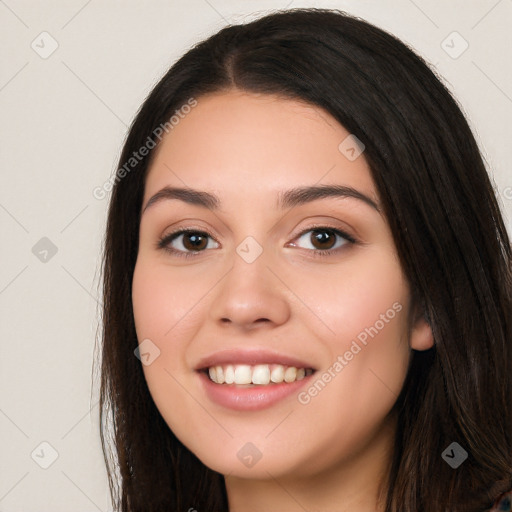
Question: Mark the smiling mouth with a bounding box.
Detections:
[201,363,315,386]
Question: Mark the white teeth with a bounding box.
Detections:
[270,365,284,383]
[206,363,312,385]
[224,365,235,384]
[234,364,252,384]
[252,364,270,385]
[215,365,225,384]
[284,366,297,382]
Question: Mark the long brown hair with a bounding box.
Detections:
[98,8,512,511]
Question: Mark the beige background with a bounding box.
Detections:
[0,0,511,510]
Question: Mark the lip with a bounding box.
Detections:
[194,348,316,371]
[194,348,316,411]
[198,371,315,411]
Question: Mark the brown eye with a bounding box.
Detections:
[181,232,208,251]
[292,227,355,253]
[309,229,337,250]
[158,230,219,255]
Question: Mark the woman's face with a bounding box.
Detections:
[132,90,432,481]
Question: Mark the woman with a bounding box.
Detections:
[98,8,512,511]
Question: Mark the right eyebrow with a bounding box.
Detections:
[142,187,220,214]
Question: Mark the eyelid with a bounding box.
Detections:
[288,222,358,246]
[157,226,220,255]
[159,221,222,245]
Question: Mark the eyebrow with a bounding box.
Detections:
[142,184,380,214]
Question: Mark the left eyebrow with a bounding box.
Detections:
[141,184,380,214]
[276,184,380,212]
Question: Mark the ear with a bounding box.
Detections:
[410,309,434,351]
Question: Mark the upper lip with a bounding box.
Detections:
[194,348,316,371]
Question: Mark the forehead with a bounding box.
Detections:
[144,90,376,203]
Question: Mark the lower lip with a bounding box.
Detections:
[198,371,314,411]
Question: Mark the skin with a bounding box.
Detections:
[131,90,434,512]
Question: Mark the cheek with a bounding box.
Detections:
[289,248,409,352]
[131,259,208,436]
[290,251,411,416]
[131,260,193,398]
[132,259,208,351]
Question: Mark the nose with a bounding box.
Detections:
[208,246,291,331]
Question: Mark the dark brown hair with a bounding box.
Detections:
[98,8,512,511]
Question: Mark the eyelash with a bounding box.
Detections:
[157,225,358,260]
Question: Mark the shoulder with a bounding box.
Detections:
[487,490,511,511]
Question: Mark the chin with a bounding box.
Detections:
[186,437,316,480]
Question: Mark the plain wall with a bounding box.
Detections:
[0,0,511,510]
